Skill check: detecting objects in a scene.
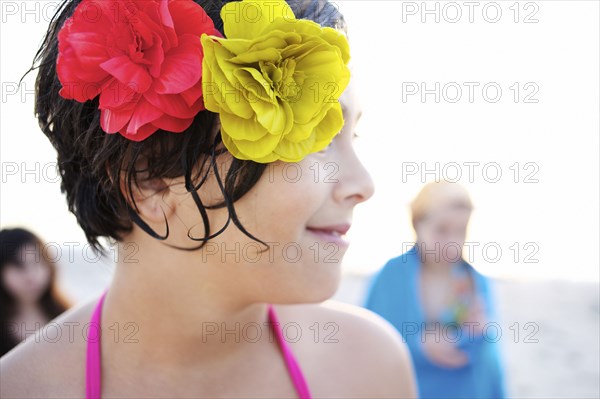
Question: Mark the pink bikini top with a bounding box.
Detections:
[86,290,312,399]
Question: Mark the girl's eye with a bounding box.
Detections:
[317,132,341,154]
[317,131,342,154]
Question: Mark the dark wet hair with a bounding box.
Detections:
[30,0,347,256]
[0,228,71,356]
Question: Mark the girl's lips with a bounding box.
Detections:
[306,224,351,247]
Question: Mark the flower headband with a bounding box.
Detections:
[56,0,350,163]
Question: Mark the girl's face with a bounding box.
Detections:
[1,244,51,305]
[167,79,375,303]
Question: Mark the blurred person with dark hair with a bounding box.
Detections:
[1,228,71,357]
[365,181,506,399]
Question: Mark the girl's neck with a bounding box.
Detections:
[102,239,272,371]
[16,300,43,313]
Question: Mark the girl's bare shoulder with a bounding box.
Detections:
[273,300,417,398]
[1,298,417,398]
[0,297,98,398]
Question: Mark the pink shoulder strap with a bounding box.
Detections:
[268,304,312,399]
[86,289,107,399]
[85,294,311,399]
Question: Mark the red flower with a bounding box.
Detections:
[57,0,220,141]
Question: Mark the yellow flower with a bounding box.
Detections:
[201,0,351,163]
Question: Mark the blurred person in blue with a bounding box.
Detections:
[364,181,506,399]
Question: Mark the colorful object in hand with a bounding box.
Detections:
[56,0,220,141]
[201,0,351,163]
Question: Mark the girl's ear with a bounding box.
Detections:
[121,173,177,224]
[116,158,177,225]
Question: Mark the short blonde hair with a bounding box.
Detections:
[410,180,474,229]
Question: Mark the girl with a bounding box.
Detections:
[1,0,416,398]
[0,228,71,357]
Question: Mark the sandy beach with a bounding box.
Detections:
[53,254,600,398]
